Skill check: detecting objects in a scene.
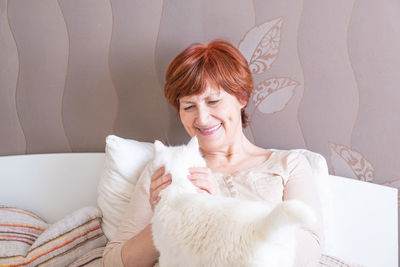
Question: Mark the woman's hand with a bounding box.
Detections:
[188,167,220,195]
[149,167,171,210]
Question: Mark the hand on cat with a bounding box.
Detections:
[188,167,220,195]
[149,166,171,211]
[149,166,220,210]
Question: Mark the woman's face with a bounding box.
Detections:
[179,85,245,152]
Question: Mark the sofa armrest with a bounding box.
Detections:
[327,175,398,267]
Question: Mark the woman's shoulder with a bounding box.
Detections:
[233,148,300,174]
[263,149,312,173]
[267,148,308,162]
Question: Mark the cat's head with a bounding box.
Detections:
[152,136,206,190]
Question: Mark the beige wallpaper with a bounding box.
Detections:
[1,0,399,243]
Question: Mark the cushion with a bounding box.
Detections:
[0,206,107,266]
[0,207,48,257]
[97,135,154,240]
[318,254,364,267]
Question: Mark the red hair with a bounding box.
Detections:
[164,40,254,127]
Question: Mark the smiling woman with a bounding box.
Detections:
[103,40,324,267]
[179,88,245,154]
[164,40,254,128]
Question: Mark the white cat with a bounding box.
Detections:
[151,137,316,267]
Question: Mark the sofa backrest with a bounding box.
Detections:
[0,153,105,223]
[0,152,398,267]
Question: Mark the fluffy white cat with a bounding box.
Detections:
[151,137,316,267]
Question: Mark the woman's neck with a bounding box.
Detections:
[200,134,259,171]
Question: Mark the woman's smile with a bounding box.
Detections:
[197,123,222,136]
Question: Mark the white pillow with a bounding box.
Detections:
[291,149,335,254]
[97,135,154,240]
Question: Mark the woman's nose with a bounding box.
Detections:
[196,106,210,125]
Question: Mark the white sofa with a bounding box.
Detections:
[0,152,398,267]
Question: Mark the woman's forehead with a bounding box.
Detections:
[179,86,224,103]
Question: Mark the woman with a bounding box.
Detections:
[103,40,323,267]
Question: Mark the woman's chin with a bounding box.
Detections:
[197,132,224,150]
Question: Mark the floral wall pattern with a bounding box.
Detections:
[1,0,399,244]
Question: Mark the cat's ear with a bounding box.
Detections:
[187,136,199,150]
[154,140,165,152]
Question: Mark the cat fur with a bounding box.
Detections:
[150,137,316,267]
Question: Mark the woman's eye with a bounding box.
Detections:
[183,105,194,111]
[208,100,220,105]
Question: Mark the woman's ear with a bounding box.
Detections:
[239,99,248,109]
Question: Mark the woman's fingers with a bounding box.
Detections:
[150,166,220,210]
[149,166,171,210]
[188,167,220,195]
[150,174,171,192]
[150,185,165,207]
[151,166,165,182]
[150,167,171,191]
[189,167,212,175]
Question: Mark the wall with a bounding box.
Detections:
[1,0,399,246]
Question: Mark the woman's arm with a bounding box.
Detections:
[103,224,158,267]
[283,153,324,267]
[102,163,219,266]
[121,224,159,267]
[103,164,169,267]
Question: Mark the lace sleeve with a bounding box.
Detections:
[103,163,154,266]
[283,153,324,267]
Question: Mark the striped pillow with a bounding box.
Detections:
[0,206,107,266]
[0,207,48,258]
